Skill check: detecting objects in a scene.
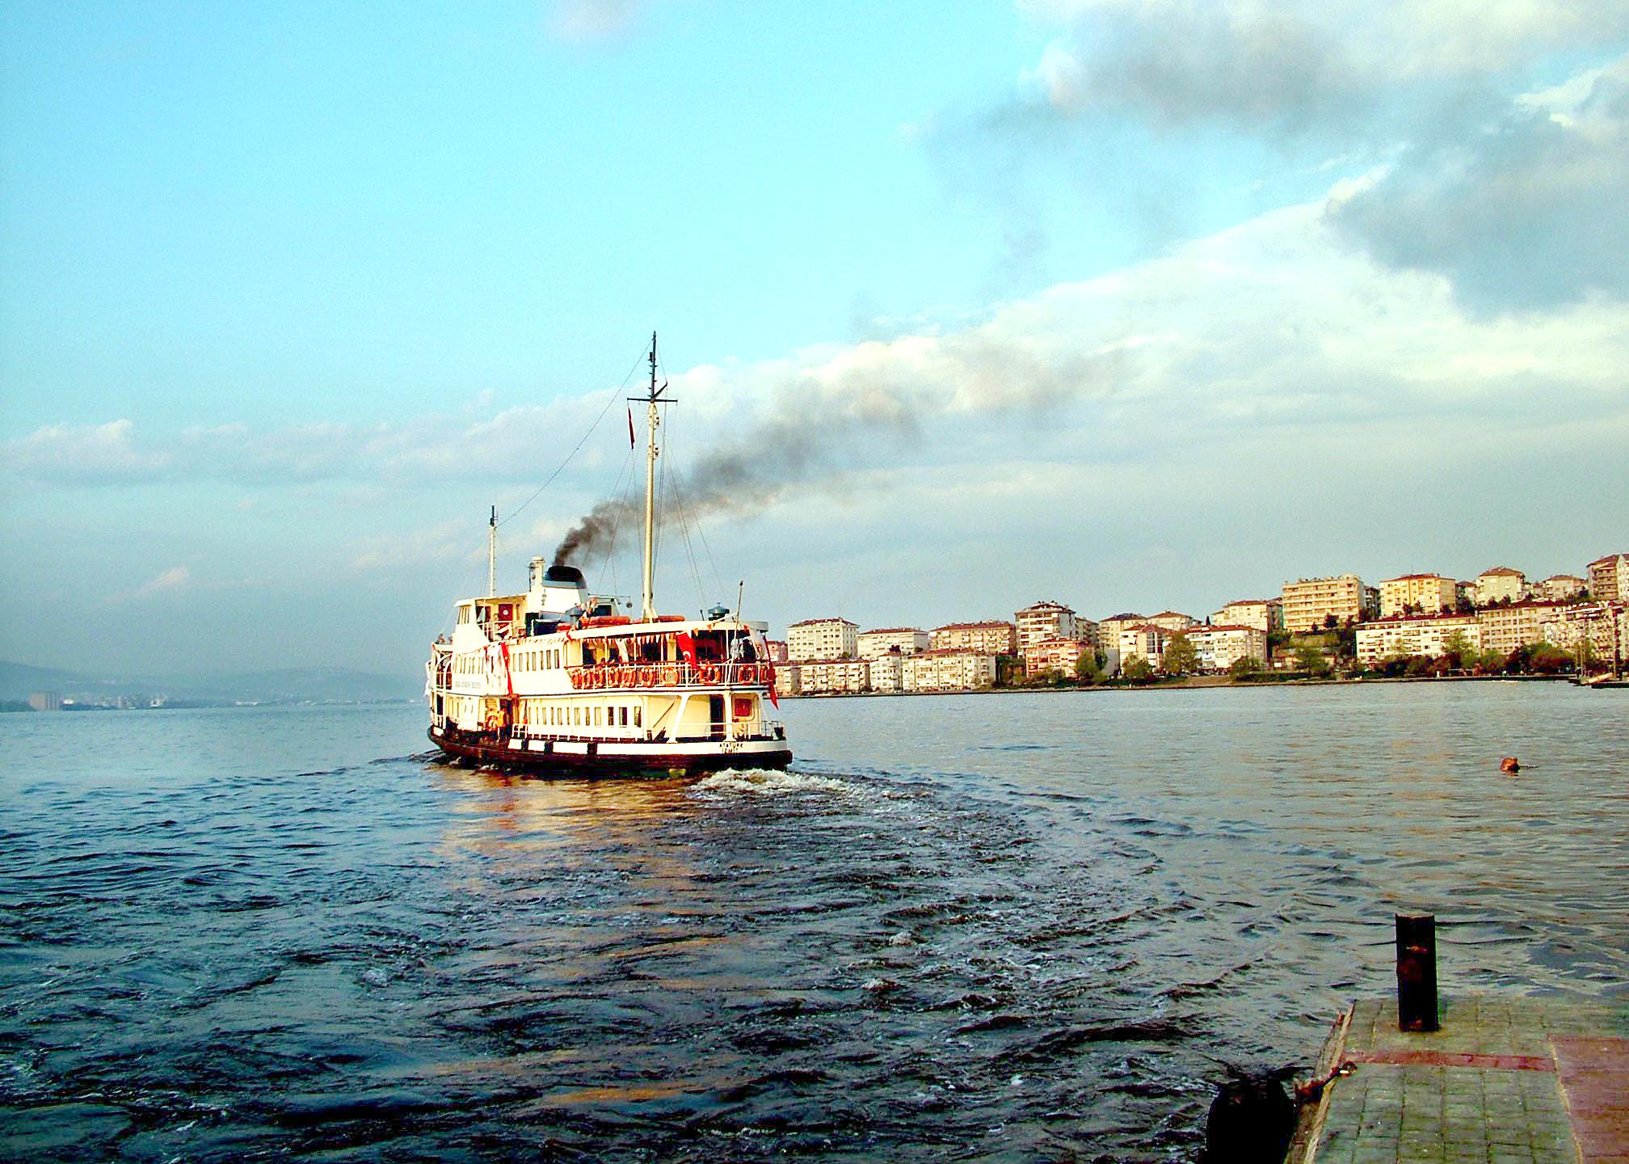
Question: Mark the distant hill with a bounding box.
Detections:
[0,660,419,705]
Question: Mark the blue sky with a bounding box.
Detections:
[3,1,1627,678]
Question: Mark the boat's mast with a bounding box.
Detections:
[641,334,661,621]
[487,505,497,597]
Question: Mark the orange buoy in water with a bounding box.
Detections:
[1500,756,1520,774]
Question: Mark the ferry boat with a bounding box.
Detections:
[426,337,792,775]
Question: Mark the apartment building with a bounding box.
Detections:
[794,658,870,695]
[1186,625,1269,672]
[1471,567,1526,607]
[1588,553,1629,601]
[1117,624,1170,671]
[930,621,1018,655]
[1211,599,1283,634]
[1543,602,1627,665]
[1378,573,1458,618]
[1147,610,1200,633]
[901,649,997,692]
[1023,637,1090,676]
[1281,575,1378,631]
[1355,613,1482,667]
[1015,600,1082,650]
[1475,600,1567,656]
[786,617,858,661]
[1536,575,1587,602]
[868,652,904,692]
[856,627,930,660]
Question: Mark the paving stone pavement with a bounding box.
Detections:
[1292,997,1629,1164]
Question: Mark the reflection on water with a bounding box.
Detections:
[0,685,1624,1161]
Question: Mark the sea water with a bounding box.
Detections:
[1,683,1624,1161]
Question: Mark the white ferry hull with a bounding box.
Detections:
[429,722,792,775]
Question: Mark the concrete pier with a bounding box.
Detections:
[1289,996,1628,1163]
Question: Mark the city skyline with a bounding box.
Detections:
[4,3,1627,677]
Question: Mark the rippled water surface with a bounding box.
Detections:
[2,684,1625,1161]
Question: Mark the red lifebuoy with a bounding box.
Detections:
[700,663,719,684]
[738,663,758,685]
[569,669,582,690]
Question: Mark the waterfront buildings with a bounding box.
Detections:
[1355,614,1483,667]
[1147,610,1200,633]
[1211,599,1283,634]
[1378,573,1458,618]
[1015,601,1083,650]
[902,649,997,692]
[856,627,929,659]
[787,617,857,661]
[1589,553,1629,602]
[1023,637,1090,677]
[930,621,1018,655]
[1117,624,1170,671]
[793,658,870,695]
[1186,625,1269,672]
[1281,575,1379,631]
[1475,600,1566,656]
[868,652,904,692]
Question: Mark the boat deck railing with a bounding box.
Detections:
[566,661,778,691]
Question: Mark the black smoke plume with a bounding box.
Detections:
[552,332,1120,566]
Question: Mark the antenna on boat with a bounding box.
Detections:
[487,505,497,597]
[630,331,675,622]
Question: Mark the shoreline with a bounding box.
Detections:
[783,672,1591,699]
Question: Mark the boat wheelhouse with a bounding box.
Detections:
[426,335,792,775]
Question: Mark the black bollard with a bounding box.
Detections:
[1395,913,1439,1032]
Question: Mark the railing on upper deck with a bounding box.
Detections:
[565,661,776,691]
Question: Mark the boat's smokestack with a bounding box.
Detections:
[531,559,588,614]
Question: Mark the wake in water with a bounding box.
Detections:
[689,767,859,798]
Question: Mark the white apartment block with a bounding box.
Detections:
[1023,637,1090,676]
[1471,567,1526,607]
[1117,624,1170,671]
[930,621,1018,655]
[1355,614,1482,667]
[1379,574,1458,618]
[1537,575,1587,602]
[1211,599,1283,634]
[794,658,870,695]
[868,652,904,692]
[1543,602,1627,664]
[1588,554,1629,602]
[1015,600,1081,650]
[1282,575,1378,631]
[1186,625,1269,672]
[1475,600,1567,656]
[786,617,858,662]
[856,627,930,660]
[1148,610,1200,633]
[901,650,997,692]
[1098,614,1147,648]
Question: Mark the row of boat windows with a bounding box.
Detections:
[452,648,567,674]
[525,703,642,728]
[443,698,643,730]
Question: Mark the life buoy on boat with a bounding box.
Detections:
[639,666,655,686]
[738,664,758,685]
[569,669,583,690]
[484,713,500,732]
[700,663,720,684]
[662,665,677,685]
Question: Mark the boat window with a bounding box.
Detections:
[633,706,642,728]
